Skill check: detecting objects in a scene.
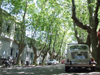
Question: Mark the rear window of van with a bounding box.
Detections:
[70,45,88,50]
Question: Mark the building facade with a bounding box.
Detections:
[0,9,19,64]
[0,9,50,65]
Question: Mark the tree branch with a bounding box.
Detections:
[74,22,84,43]
[94,0,100,29]
[72,0,91,33]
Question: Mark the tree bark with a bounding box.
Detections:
[74,22,84,44]
[0,0,3,35]
[17,43,25,64]
[31,40,45,64]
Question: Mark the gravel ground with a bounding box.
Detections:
[0,65,65,75]
[0,64,100,75]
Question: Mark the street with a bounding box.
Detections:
[0,64,100,75]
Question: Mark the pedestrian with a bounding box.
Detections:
[5,59,10,67]
[25,61,29,66]
[97,29,100,45]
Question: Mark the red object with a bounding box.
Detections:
[91,58,94,62]
[97,29,100,44]
[61,59,65,64]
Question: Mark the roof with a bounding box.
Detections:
[67,43,78,45]
[67,43,88,47]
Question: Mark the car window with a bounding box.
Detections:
[70,45,88,50]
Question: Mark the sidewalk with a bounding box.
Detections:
[0,64,42,68]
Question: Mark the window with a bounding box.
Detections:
[3,51,6,55]
[26,52,28,57]
[10,48,14,56]
[16,50,18,58]
[7,25,10,33]
[70,45,88,50]
[16,53,18,57]
[30,53,33,58]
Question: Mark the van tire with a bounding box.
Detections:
[91,67,95,71]
[65,66,70,72]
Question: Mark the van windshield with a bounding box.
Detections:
[70,45,88,50]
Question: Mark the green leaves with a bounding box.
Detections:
[1,0,78,57]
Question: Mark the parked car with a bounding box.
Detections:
[65,43,97,72]
[47,59,57,65]
[56,60,59,64]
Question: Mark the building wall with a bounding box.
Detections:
[1,10,15,40]
[0,9,18,65]
[0,38,18,64]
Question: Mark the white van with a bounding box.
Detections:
[65,43,97,72]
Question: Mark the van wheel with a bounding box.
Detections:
[65,66,70,72]
[91,67,95,71]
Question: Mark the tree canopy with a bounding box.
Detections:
[1,0,100,64]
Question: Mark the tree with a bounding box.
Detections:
[1,0,86,65]
[26,0,67,64]
[72,0,100,64]
[0,0,3,35]
[15,0,28,65]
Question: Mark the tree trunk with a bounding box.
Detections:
[0,0,3,35]
[97,45,100,64]
[31,41,44,64]
[41,47,50,64]
[86,34,91,48]
[90,31,99,62]
[74,22,84,44]
[33,54,38,65]
[42,56,45,64]
[17,43,25,65]
[16,0,27,65]
[32,44,38,64]
[71,0,100,64]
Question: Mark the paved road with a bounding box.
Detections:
[0,64,100,75]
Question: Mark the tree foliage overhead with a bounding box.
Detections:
[72,0,100,64]
[1,0,100,64]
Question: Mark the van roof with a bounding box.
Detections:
[67,43,87,46]
[67,43,78,45]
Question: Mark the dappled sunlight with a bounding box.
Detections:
[17,72,25,74]
[50,69,53,72]
[0,64,100,75]
[58,67,63,69]
[89,72,100,75]
[0,0,100,75]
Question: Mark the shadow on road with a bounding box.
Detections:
[67,68,92,73]
[0,64,98,75]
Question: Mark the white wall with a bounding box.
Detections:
[21,44,34,65]
[1,18,15,40]
[0,38,18,58]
